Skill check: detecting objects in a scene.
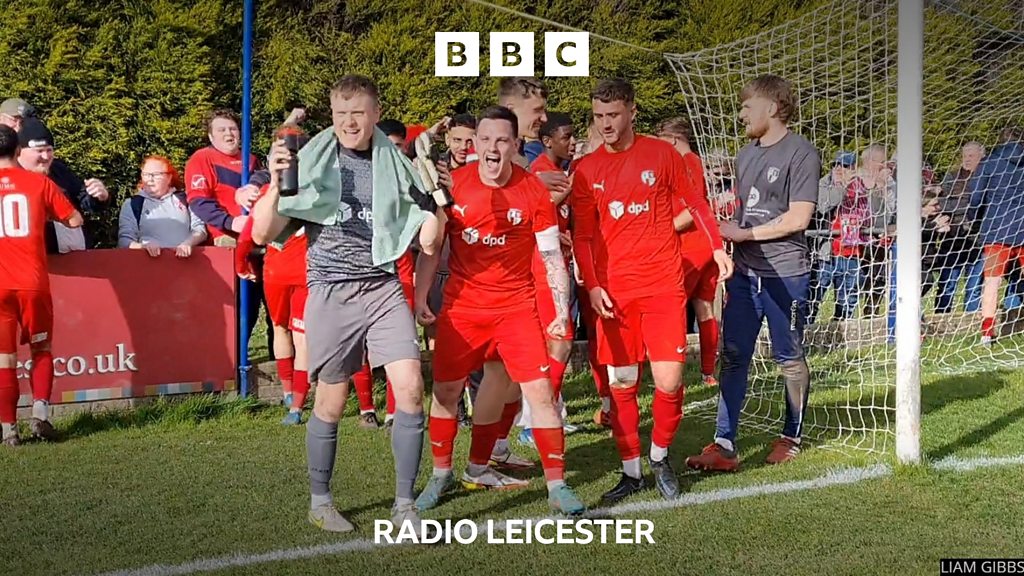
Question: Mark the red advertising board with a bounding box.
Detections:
[15,247,237,405]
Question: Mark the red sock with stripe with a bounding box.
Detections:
[352,364,375,413]
[276,357,294,393]
[30,351,54,405]
[531,426,566,484]
[609,385,641,461]
[651,387,684,455]
[697,318,719,376]
[291,370,309,411]
[428,416,459,470]
[0,368,17,425]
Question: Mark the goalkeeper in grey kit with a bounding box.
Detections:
[686,74,821,471]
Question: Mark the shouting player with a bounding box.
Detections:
[686,75,821,471]
[414,106,585,516]
[0,125,83,446]
[656,117,722,386]
[572,79,731,503]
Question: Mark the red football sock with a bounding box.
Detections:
[651,387,684,449]
[609,385,641,461]
[428,416,459,470]
[590,350,610,400]
[496,400,521,440]
[352,363,375,413]
[30,351,54,403]
[0,368,18,424]
[549,356,568,400]
[291,370,309,410]
[386,379,396,416]
[982,317,996,338]
[697,318,719,376]
[276,357,294,392]
[468,421,503,466]
[531,426,565,483]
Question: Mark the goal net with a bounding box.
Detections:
[666,0,1024,453]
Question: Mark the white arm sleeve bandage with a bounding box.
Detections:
[535,225,561,252]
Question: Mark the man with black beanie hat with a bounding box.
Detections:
[17,117,110,253]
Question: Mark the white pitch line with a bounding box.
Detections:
[91,453,1024,576]
[931,453,1024,472]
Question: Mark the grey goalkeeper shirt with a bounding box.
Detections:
[733,131,821,277]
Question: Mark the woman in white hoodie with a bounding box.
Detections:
[118,156,207,257]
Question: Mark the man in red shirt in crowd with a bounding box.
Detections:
[656,117,723,387]
[0,125,83,446]
[413,106,585,515]
[572,79,732,503]
[186,108,272,357]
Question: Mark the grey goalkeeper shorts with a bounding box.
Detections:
[305,277,422,385]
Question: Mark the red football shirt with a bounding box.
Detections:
[256,187,307,286]
[264,231,307,287]
[443,165,558,313]
[184,146,259,240]
[677,152,715,263]
[571,135,724,300]
[0,167,76,291]
[529,153,571,233]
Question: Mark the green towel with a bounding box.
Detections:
[274,126,428,274]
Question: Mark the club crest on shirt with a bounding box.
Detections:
[559,203,570,220]
[641,170,656,186]
[766,167,780,183]
[462,227,480,245]
[507,208,523,226]
[747,186,762,208]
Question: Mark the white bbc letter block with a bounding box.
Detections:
[435,32,480,77]
[544,32,589,77]
[489,32,534,77]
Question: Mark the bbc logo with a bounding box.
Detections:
[435,32,589,77]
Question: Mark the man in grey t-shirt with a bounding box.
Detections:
[252,76,441,535]
[686,74,821,473]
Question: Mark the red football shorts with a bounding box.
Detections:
[433,305,551,384]
[0,289,53,353]
[264,283,308,333]
[983,244,1024,279]
[682,252,719,303]
[596,290,687,366]
[534,261,574,342]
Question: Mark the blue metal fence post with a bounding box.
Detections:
[238,0,255,397]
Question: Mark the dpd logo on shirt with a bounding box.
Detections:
[747,186,762,208]
[462,227,480,245]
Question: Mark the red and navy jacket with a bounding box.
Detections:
[184,146,267,240]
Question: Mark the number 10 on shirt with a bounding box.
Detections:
[0,194,29,238]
